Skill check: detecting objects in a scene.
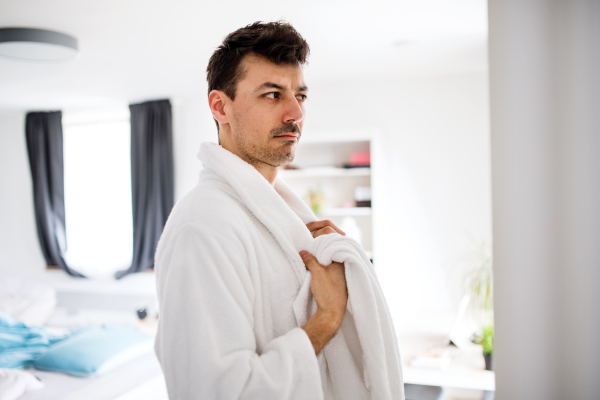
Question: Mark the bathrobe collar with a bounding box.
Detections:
[198,142,316,284]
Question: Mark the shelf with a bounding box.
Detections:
[279,166,370,178]
[321,207,372,216]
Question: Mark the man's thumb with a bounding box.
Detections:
[299,251,317,269]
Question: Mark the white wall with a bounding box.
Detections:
[171,95,216,202]
[489,1,600,399]
[0,112,47,275]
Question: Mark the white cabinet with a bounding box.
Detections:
[279,139,373,259]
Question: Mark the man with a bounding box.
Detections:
[154,21,403,399]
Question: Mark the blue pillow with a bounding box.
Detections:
[32,322,152,377]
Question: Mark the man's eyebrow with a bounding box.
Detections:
[255,82,285,92]
[254,82,309,92]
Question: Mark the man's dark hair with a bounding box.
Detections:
[206,21,309,132]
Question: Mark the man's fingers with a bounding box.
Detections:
[312,226,336,238]
[307,220,346,236]
[306,220,330,231]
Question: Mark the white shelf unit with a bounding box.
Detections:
[279,167,370,178]
[280,139,373,258]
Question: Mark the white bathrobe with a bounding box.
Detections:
[155,143,404,400]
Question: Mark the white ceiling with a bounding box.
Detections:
[0,0,488,112]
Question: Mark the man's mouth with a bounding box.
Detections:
[275,133,299,139]
[270,123,301,140]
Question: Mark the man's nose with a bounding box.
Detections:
[283,96,304,124]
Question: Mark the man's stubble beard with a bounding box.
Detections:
[233,123,301,168]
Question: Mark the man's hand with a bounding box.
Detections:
[306,220,346,238]
[299,250,348,354]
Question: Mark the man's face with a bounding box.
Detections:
[226,53,307,168]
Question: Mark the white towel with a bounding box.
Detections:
[199,142,404,400]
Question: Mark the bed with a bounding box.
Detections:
[0,275,168,400]
[19,352,166,400]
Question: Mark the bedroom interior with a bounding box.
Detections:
[1,0,598,400]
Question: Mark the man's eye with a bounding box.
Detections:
[296,94,307,101]
[265,92,279,99]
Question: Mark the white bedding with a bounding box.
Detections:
[0,369,44,400]
[0,276,57,326]
[19,352,165,400]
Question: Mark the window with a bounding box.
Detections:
[62,108,132,278]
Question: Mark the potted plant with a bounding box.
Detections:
[457,240,494,369]
[473,324,494,370]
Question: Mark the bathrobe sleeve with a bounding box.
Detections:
[154,221,322,400]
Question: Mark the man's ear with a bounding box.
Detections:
[208,90,230,127]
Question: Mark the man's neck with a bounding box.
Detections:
[245,157,278,186]
[220,140,278,186]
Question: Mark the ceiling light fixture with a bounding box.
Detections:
[0,27,78,62]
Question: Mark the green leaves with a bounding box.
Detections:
[473,324,494,355]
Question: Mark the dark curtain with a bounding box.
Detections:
[116,99,174,279]
[25,112,85,278]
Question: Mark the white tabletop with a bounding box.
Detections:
[398,330,495,391]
